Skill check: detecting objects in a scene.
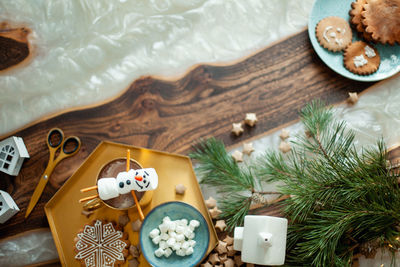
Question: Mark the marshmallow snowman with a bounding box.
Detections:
[98,168,158,200]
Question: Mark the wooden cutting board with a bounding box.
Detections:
[0,29,378,239]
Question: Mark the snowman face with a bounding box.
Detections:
[115,168,158,194]
[130,168,158,192]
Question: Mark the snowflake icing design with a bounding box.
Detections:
[75,220,127,267]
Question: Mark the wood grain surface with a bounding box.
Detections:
[0,29,375,239]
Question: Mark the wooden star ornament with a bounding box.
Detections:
[215,240,228,254]
[279,141,291,153]
[208,253,220,265]
[209,206,222,219]
[244,113,258,127]
[231,150,243,162]
[215,220,227,232]
[201,262,213,267]
[223,235,234,246]
[279,128,290,140]
[242,142,254,156]
[205,196,217,209]
[347,92,358,104]
[232,122,244,136]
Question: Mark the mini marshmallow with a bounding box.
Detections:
[176,249,186,257]
[190,220,200,228]
[176,233,185,242]
[159,223,168,233]
[181,241,190,250]
[187,232,195,240]
[172,242,181,251]
[176,225,185,234]
[166,237,176,247]
[185,246,194,255]
[160,233,169,241]
[159,241,167,250]
[154,248,164,257]
[188,240,196,247]
[167,221,176,231]
[184,229,193,238]
[169,231,177,239]
[152,235,161,245]
[150,216,200,258]
[164,248,173,258]
[149,229,160,239]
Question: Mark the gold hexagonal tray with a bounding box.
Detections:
[44,141,218,266]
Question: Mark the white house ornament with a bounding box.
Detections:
[244,113,258,127]
[0,136,29,176]
[234,215,288,266]
[0,190,20,223]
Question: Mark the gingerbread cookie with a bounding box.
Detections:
[75,220,129,267]
[343,41,380,75]
[316,17,352,52]
[349,0,374,41]
[362,0,400,45]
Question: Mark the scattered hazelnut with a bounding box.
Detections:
[131,219,142,232]
[175,184,186,195]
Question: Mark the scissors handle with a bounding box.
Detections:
[46,127,81,165]
[47,128,64,148]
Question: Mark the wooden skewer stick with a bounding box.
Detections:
[127,149,130,171]
[126,149,144,221]
[80,185,98,193]
[79,194,99,203]
[131,191,144,221]
[127,149,145,221]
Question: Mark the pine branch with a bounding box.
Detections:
[190,100,400,266]
[190,138,257,230]
[257,100,400,266]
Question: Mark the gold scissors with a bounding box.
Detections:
[25,128,81,218]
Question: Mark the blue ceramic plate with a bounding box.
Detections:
[140,201,210,267]
[308,0,400,81]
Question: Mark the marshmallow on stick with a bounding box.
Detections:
[98,168,158,200]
